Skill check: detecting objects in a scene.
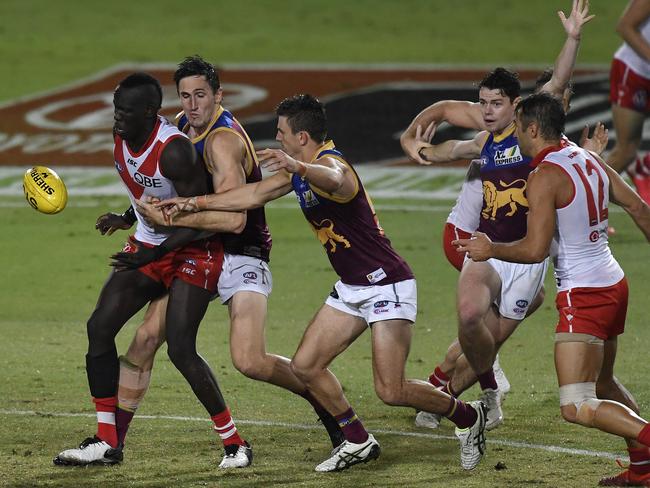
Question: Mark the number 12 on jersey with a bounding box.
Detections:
[572,158,608,227]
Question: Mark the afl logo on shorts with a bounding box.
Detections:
[373,301,390,315]
[243,271,258,284]
[516,299,529,308]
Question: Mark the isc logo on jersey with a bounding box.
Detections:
[22,166,68,214]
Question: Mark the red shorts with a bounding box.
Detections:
[610,58,650,113]
[555,278,629,340]
[123,236,224,293]
[442,222,472,272]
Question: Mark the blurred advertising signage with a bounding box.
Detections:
[0,64,608,166]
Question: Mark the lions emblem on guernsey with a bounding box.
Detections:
[311,219,351,253]
[482,179,528,221]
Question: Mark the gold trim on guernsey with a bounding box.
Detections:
[492,122,516,143]
[305,140,359,204]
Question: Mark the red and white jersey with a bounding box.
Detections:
[538,145,624,291]
[446,160,482,233]
[114,116,187,245]
[614,17,650,78]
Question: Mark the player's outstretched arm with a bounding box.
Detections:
[579,122,608,155]
[400,100,483,164]
[542,0,595,97]
[418,130,486,165]
[616,0,650,62]
[603,160,650,242]
[155,172,293,220]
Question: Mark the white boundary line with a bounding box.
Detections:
[0,409,622,461]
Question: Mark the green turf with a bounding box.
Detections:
[1,199,649,487]
[0,0,621,102]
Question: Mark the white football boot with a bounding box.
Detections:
[53,436,123,466]
[415,411,442,429]
[480,388,504,430]
[315,434,380,472]
[493,354,511,403]
[455,401,487,470]
[219,442,253,469]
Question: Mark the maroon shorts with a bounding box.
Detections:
[122,236,224,293]
[555,278,629,340]
[610,58,650,113]
[442,222,472,272]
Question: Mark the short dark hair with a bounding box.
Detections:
[534,68,573,97]
[174,55,220,93]
[116,72,162,110]
[478,67,520,101]
[276,94,327,143]
[516,92,565,140]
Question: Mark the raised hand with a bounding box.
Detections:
[559,0,595,40]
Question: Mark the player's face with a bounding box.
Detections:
[275,116,301,157]
[478,87,517,134]
[178,75,222,134]
[113,88,148,141]
[514,113,533,157]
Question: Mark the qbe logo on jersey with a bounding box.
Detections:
[0,64,611,168]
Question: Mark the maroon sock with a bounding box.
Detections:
[637,424,650,449]
[628,447,650,475]
[334,408,368,444]
[441,382,457,398]
[115,407,135,446]
[477,369,498,391]
[444,397,478,429]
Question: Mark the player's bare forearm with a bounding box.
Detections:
[170,209,246,233]
[617,0,650,62]
[420,135,483,164]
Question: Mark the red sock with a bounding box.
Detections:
[428,366,450,387]
[628,446,650,475]
[211,408,244,447]
[335,407,369,444]
[637,424,650,449]
[93,396,118,448]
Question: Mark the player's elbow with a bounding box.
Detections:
[528,247,549,263]
[230,212,246,234]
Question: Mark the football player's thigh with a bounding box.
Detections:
[293,304,367,370]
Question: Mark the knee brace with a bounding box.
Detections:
[559,382,601,427]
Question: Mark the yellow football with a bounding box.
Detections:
[23,166,68,214]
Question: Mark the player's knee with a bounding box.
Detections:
[166,342,194,370]
[290,357,316,384]
[559,382,600,427]
[132,325,164,358]
[374,381,406,406]
[86,312,115,349]
[457,303,484,331]
[232,352,266,381]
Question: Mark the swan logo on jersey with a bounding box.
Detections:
[494,146,523,166]
[589,230,600,242]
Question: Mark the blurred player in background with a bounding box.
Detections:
[400,0,595,431]
[54,73,251,468]
[117,56,345,464]
[457,92,650,488]
[609,0,650,205]
[149,94,489,472]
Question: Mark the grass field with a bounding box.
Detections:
[1,196,649,487]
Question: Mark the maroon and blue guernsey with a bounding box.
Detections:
[291,141,413,286]
[177,106,272,261]
[478,123,533,243]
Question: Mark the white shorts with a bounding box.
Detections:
[486,257,548,320]
[325,279,417,325]
[217,254,272,304]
